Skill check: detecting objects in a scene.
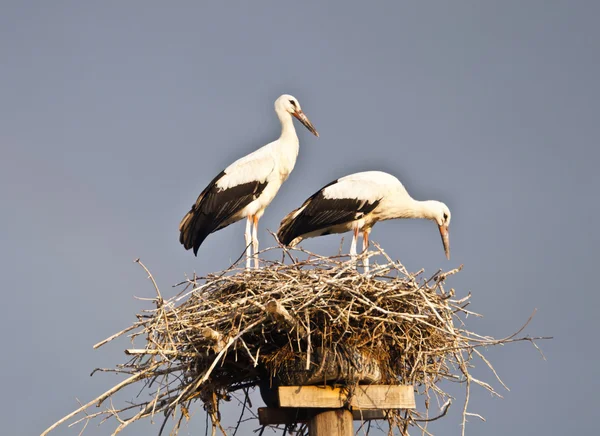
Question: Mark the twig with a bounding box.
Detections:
[265,299,306,335]
[42,240,550,436]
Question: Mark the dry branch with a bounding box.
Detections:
[41,244,549,436]
[266,299,306,335]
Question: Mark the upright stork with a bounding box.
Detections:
[277,171,451,271]
[179,94,318,269]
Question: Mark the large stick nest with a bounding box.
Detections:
[42,245,546,436]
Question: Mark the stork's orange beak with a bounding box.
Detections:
[293,110,319,137]
[438,224,450,260]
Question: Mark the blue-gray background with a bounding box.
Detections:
[2,2,598,435]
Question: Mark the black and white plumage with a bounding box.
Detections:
[179,94,318,268]
[277,171,451,270]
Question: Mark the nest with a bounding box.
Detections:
[42,245,546,436]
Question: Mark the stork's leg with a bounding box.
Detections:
[245,216,253,270]
[350,225,359,263]
[362,230,370,273]
[252,215,260,269]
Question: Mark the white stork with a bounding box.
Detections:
[179,94,318,269]
[277,171,451,271]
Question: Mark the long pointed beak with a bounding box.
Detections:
[438,224,450,260]
[293,110,319,137]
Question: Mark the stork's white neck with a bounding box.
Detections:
[272,109,300,177]
[383,197,438,221]
[413,200,441,220]
[277,110,298,142]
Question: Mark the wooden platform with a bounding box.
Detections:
[279,385,415,409]
[259,385,415,425]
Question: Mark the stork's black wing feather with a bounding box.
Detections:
[179,170,268,255]
[277,180,381,245]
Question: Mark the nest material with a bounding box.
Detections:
[42,245,546,436]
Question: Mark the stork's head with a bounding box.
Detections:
[429,201,451,260]
[275,94,319,137]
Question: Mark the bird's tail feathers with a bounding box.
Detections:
[179,205,211,255]
[277,207,303,246]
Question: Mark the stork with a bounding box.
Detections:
[179,94,318,269]
[277,171,451,271]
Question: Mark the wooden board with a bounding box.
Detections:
[258,407,386,425]
[277,385,415,409]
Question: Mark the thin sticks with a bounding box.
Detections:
[41,243,549,436]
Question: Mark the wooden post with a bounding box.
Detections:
[308,409,353,436]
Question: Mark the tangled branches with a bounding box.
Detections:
[41,245,548,436]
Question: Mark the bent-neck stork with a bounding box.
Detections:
[277,171,451,271]
[179,94,318,269]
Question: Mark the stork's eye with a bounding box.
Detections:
[443,213,448,221]
[289,100,297,108]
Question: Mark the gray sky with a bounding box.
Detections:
[2,1,598,435]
